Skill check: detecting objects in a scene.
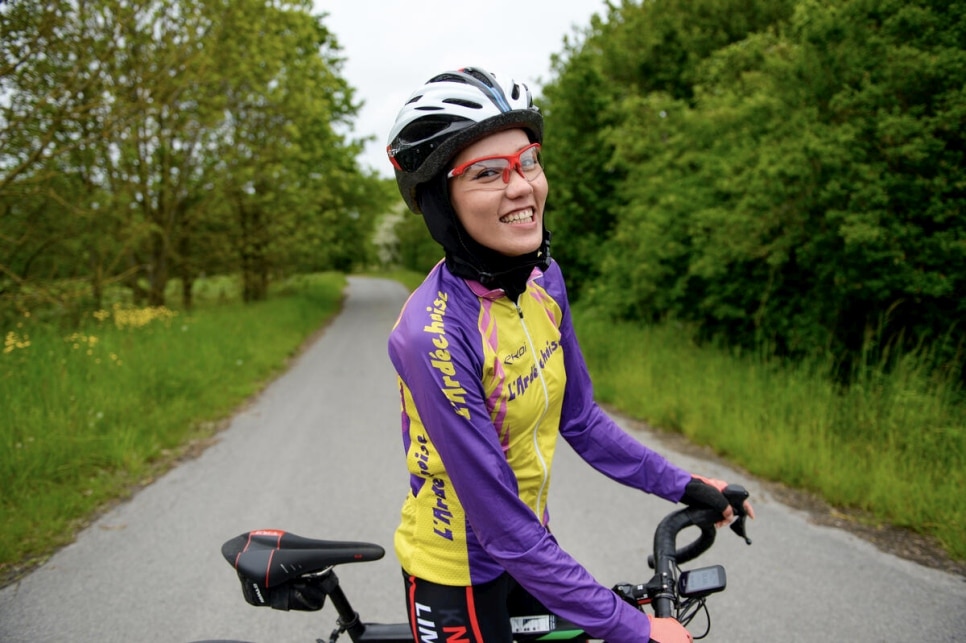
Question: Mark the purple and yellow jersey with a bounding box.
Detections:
[388,260,691,639]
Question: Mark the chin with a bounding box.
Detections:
[504,239,543,257]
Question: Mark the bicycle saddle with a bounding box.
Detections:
[222,529,385,588]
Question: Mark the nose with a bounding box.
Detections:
[503,165,534,197]
[499,160,528,184]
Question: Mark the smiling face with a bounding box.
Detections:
[448,129,548,257]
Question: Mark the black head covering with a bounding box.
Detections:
[417,172,551,301]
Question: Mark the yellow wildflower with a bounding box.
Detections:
[111,304,177,329]
[4,331,31,354]
[64,333,98,350]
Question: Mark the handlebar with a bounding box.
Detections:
[648,485,752,618]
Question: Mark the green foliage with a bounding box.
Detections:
[543,0,965,375]
[541,0,797,299]
[0,1,385,314]
[541,22,625,298]
[393,209,444,275]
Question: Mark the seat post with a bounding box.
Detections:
[321,570,367,642]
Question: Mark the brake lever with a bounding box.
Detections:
[730,516,752,545]
[723,485,752,545]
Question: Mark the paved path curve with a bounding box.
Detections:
[2,276,964,642]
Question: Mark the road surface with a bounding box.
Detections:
[1,276,964,642]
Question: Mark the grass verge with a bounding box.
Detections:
[0,273,346,583]
[572,308,966,561]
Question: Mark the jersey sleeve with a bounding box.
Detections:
[546,264,693,502]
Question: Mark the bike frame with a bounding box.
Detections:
[216,486,751,643]
[318,570,588,642]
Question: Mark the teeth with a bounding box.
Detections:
[501,208,534,224]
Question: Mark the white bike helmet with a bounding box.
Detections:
[387,67,543,214]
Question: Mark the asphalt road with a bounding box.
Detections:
[1,276,964,642]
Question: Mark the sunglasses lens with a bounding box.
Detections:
[450,144,543,190]
[519,147,540,175]
[465,159,510,185]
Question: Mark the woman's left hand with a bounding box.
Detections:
[683,475,756,526]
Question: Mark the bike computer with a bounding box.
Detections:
[678,565,726,598]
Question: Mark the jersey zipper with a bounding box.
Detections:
[514,300,552,522]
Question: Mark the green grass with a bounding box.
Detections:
[0,273,346,579]
[572,308,966,560]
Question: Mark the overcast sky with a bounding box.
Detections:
[314,1,608,177]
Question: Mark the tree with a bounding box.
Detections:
[204,0,372,301]
[1,1,144,311]
[541,15,626,299]
[586,0,965,372]
[541,0,795,300]
[1,0,381,317]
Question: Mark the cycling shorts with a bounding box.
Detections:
[404,571,587,643]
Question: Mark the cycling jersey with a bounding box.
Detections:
[387,259,692,641]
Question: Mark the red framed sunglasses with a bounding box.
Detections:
[447,143,543,188]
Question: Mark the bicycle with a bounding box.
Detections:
[215,485,752,642]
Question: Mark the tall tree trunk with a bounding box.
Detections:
[147,231,168,307]
[178,237,195,311]
[239,202,269,303]
[89,262,104,310]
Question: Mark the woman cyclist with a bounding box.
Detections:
[385,67,754,643]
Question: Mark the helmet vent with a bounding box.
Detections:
[464,68,494,87]
[429,73,468,84]
[510,84,521,100]
[443,98,483,110]
[397,115,466,144]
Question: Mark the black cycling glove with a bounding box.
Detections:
[680,476,729,520]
